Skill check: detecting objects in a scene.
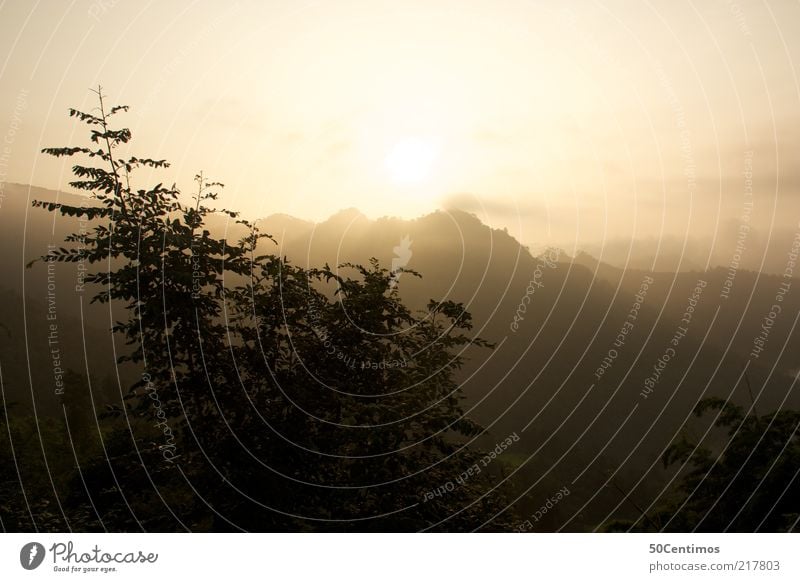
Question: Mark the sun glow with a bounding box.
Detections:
[383,137,441,184]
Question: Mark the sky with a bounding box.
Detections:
[1,0,799,256]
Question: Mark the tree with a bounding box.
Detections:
[28,88,518,532]
[615,396,800,532]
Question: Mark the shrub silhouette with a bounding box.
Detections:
[20,88,517,531]
[607,396,800,532]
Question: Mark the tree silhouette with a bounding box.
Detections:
[21,88,518,532]
[611,396,800,532]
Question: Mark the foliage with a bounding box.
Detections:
[4,88,518,532]
[611,396,800,532]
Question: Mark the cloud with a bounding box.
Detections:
[471,128,514,144]
[441,192,546,217]
[194,97,267,133]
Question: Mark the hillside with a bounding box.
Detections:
[3,182,799,530]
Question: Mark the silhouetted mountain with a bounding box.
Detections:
[575,227,800,276]
[5,183,800,530]
[0,183,119,415]
[246,203,800,529]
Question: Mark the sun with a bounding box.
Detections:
[383,137,440,184]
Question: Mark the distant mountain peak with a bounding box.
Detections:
[326,207,367,223]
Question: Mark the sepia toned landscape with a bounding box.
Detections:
[0,1,799,533]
